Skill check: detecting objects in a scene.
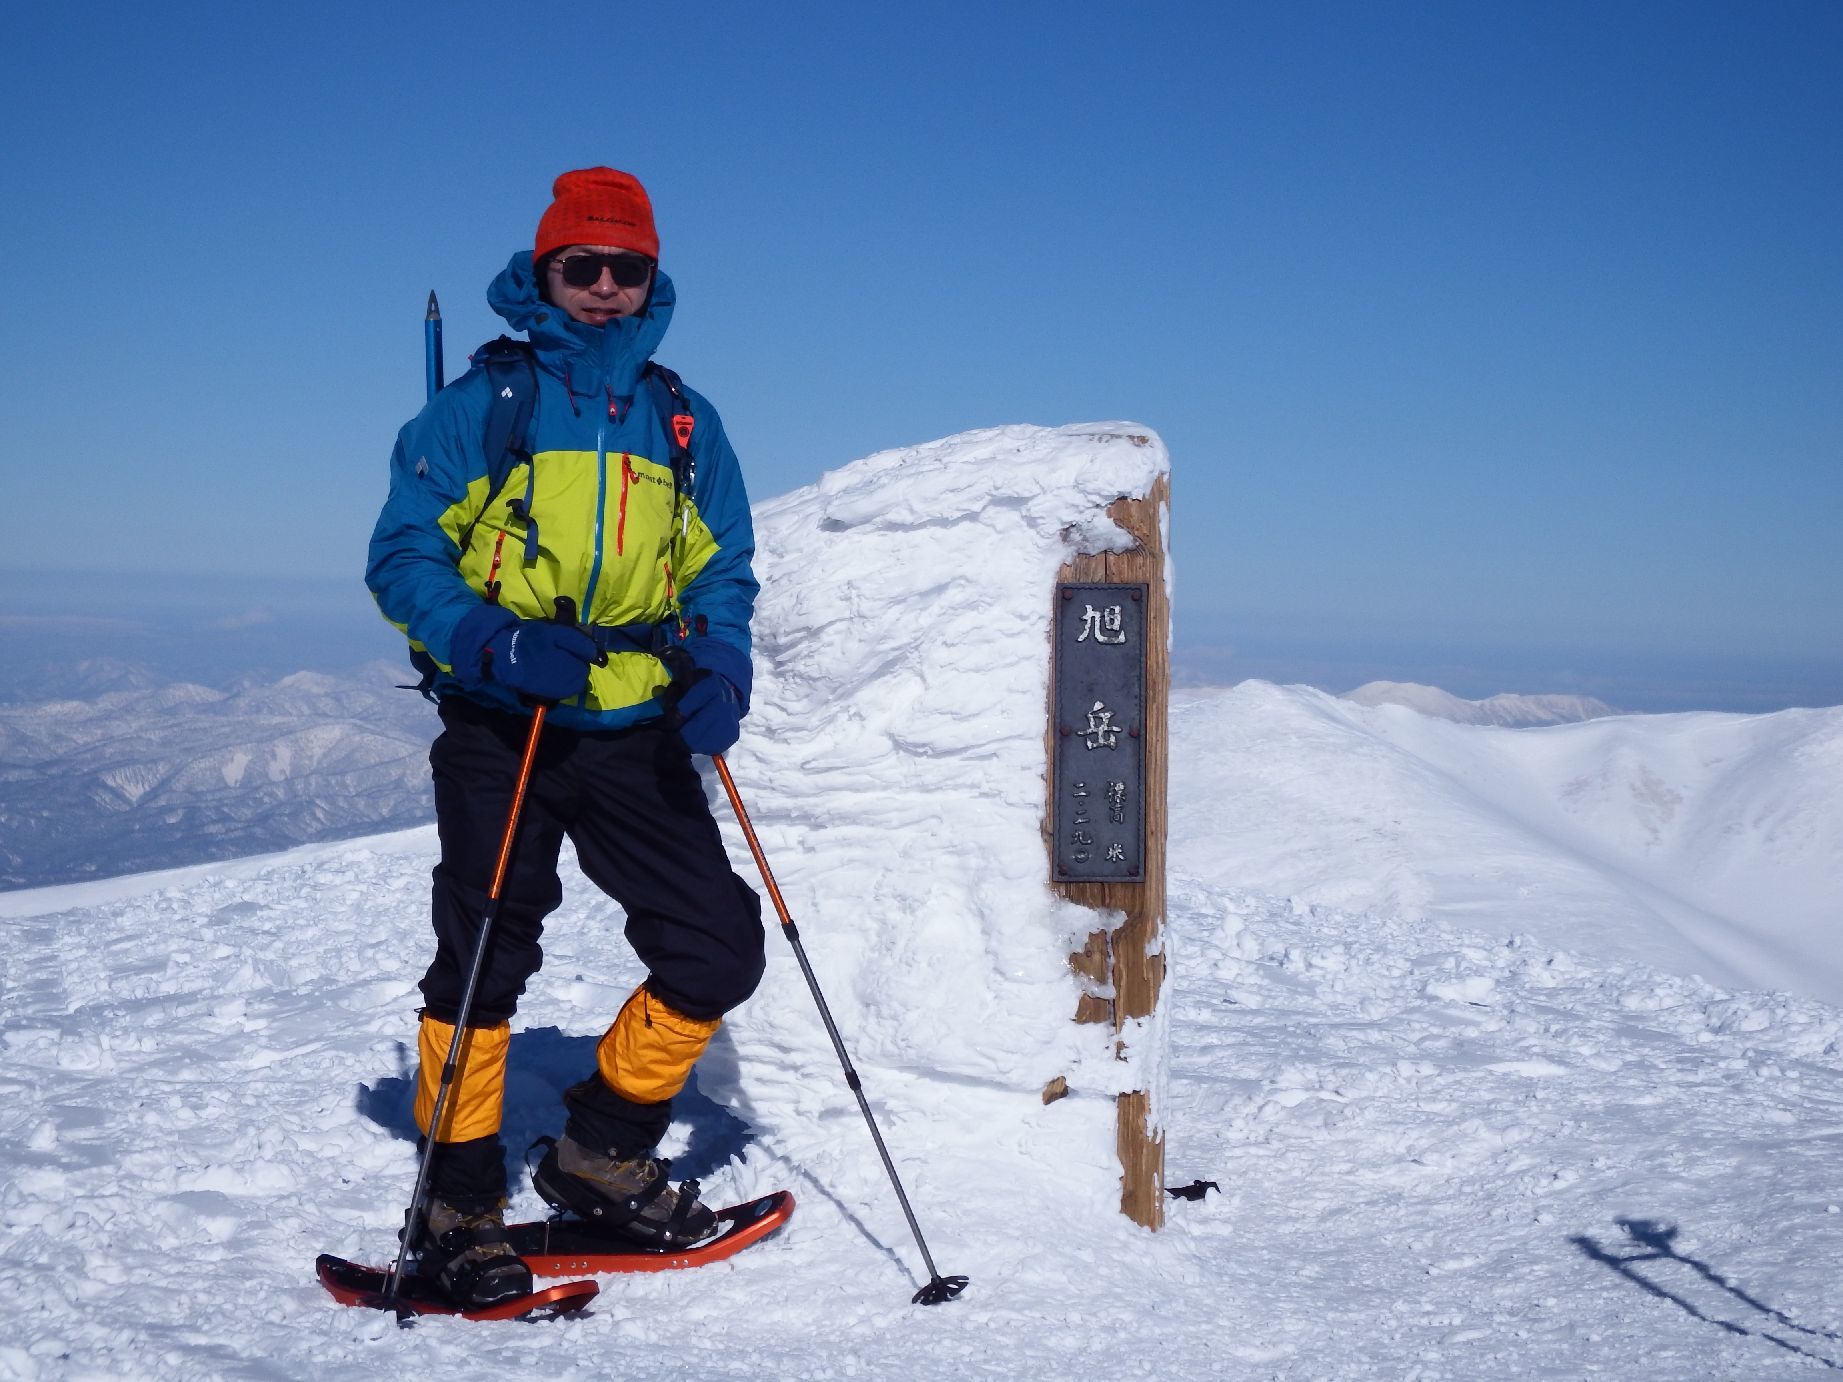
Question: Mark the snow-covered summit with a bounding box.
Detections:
[1342,678,1617,726]
[9,427,1843,1378]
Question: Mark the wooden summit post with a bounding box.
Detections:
[1043,469,1169,1230]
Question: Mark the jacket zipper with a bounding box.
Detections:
[580,399,618,628]
[617,454,631,556]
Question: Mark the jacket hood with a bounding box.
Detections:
[487,250,676,396]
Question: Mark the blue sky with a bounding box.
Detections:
[3,1,1838,710]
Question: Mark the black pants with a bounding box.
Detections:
[421,697,764,1023]
[420,696,764,1202]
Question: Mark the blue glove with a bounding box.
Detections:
[451,603,598,702]
[671,635,751,755]
[674,671,744,755]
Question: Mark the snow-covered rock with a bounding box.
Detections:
[1342,679,1617,726]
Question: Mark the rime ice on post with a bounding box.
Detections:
[1045,468,1170,1230]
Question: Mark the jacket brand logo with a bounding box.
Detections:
[415,457,429,477]
[500,387,514,398]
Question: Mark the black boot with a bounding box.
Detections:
[532,1135,719,1248]
[417,1195,533,1306]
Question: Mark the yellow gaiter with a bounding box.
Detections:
[414,1014,512,1142]
[597,985,721,1105]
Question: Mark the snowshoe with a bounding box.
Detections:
[509,1189,797,1276]
[531,1134,720,1248]
[316,1254,596,1321]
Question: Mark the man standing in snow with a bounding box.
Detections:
[366,167,764,1307]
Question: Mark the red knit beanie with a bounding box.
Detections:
[534,167,659,265]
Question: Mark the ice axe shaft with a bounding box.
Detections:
[424,291,444,402]
[711,753,967,1306]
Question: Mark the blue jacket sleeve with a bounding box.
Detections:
[676,389,760,696]
[365,382,493,670]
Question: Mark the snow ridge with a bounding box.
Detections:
[1177,681,1843,1002]
[1343,679,1617,726]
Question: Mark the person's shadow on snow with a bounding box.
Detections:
[1573,1217,1842,1369]
[353,1024,757,1189]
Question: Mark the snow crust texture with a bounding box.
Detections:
[6,428,1843,1379]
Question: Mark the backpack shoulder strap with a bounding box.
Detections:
[455,337,539,559]
[642,361,697,500]
[476,336,539,503]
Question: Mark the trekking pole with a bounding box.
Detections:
[381,596,584,1309]
[711,753,968,1306]
[381,699,546,1310]
[425,291,444,402]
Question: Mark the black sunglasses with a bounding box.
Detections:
[550,251,655,289]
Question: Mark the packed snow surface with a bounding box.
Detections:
[5,424,1843,1379]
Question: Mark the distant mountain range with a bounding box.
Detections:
[1340,679,1617,727]
[0,663,1625,892]
[0,665,437,889]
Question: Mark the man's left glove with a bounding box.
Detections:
[670,635,751,756]
[451,603,599,703]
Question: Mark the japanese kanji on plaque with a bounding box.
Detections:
[1052,582,1147,882]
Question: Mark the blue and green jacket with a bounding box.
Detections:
[366,252,758,732]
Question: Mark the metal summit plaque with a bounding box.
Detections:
[1052,582,1147,882]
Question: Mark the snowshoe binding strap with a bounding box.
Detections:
[530,1142,717,1248]
[416,1211,531,1308]
[437,1249,531,1309]
[531,1139,671,1230]
[655,1176,708,1242]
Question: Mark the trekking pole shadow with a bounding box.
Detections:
[1573,1217,1843,1370]
[750,1133,914,1282]
[354,1041,419,1143]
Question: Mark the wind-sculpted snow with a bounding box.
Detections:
[6,429,1843,1377]
[725,422,1168,1097]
